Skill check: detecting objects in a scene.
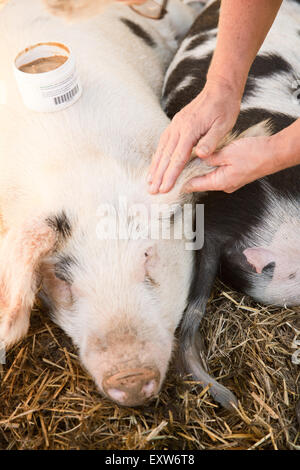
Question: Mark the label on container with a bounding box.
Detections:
[13,42,82,113]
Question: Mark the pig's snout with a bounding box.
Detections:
[103,367,160,407]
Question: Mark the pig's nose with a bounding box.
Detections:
[103,367,160,406]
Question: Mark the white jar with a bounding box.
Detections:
[14,42,82,113]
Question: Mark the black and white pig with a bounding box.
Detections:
[0,0,210,407]
[162,0,300,407]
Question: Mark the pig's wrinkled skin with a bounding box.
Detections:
[163,0,300,407]
[0,0,209,407]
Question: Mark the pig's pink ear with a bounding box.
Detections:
[243,247,275,274]
[156,156,213,207]
[0,217,57,348]
[161,121,273,201]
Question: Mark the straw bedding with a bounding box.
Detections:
[0,282,299,450]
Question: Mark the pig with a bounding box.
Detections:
[162,0,300,407]
[0,0,209,407]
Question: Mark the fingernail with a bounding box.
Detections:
[149,183,158,194]
[198,145,209,156]
[159,183,166,193]
[181,185,191,194]
[147,173,152,184]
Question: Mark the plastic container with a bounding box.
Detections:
[13,42,82,112]
[130,0,167,20]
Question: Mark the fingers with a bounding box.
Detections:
[148,129,180,193]
[148,121,230,194]
[182,168,225,193]
[148,128,171,183]
[148,111,199,194]
[202,149,227,167]
[182,175,217,193]
[147,84,241,194]
[195,121,228,158]
[157,134,195,193]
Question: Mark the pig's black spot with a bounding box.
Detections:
[54,254,76,283]
[120,18,156,47]
[243,54,292,100]
[262,262,276,278]
[185,32,212,51]
[47,211,72,239]
[232,108,296,136]
[163,54,213,119]
[163,53,289,119]
[186,0,220,37]
[164,54,212,98]
[249,53,292,78]
[289,272,297,280]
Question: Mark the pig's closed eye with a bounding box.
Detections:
[144,248,159,287]
[54,254,76,284]
[145,274,159,288]
[54,268,69,283]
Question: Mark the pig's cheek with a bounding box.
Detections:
[56,282,73,308]
[79,348,106,393]
[71,283,84,298]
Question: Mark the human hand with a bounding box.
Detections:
[182,135,280,194]
[148,78,241,194]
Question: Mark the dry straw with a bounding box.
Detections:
[0,281,299,450]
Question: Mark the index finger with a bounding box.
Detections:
[158,134,195,193]
[148,127,170,183]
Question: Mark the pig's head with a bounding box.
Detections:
[41,234,192,407]
[0,157,211,407]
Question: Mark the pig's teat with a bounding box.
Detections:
[102,367,160,407]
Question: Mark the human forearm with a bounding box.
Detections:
[207,0,283,97]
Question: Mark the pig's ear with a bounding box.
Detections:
[243,247,275,274]
[0,217,58,348]
[152,119,273,205]
[216,119,273,150]
[154,156,214,207]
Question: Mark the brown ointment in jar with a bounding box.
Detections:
[14,42,82,112]
[19,55,68,74]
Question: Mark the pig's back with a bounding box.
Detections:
[0,0,171,221]
[162,0,300,306]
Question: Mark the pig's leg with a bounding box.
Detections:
[0,217,57,348]
[179,235,238,409]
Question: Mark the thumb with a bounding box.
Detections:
[196,122,228,159]
[182,170,221,193]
